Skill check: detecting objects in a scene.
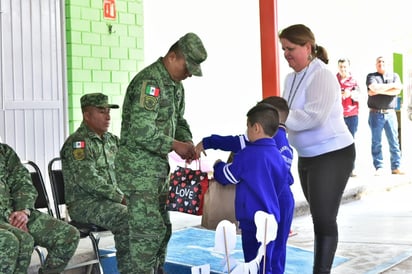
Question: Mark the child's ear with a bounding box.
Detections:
[254,122,263,133]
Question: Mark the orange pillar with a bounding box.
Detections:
[259,0,280,97]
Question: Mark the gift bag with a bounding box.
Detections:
[201,178,238,230]
[201,152,238,230]
[167,164,209,215]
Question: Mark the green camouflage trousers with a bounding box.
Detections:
[68,199,132,274]
[30,210,80,273]
[126,177,171,274]
[0,223,34,274]
[0,210,79,274]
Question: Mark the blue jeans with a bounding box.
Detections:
[344,115,358,137]
[368,110,401,170]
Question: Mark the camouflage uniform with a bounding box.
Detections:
[60,94,133,273]
[115,33,207,273]
[0,143,80,274]
[0,225,34,274]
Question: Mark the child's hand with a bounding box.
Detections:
[195,141,207,158]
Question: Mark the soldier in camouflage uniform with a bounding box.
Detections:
[115,32,208,274]
[0,142,80,274]
[60,93,133,273]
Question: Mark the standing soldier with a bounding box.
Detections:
[115,32,207,274]
[0,142,80,274]
[60,93,133,273]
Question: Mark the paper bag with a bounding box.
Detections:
[201,178,237,229]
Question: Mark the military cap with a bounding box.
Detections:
[178,32,207,77]
[80,93,119,109]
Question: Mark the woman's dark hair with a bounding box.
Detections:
[279,24,328,64]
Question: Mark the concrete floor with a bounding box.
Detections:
[170,173,412,274]
[28,173,412,274]
[288,178,412,274]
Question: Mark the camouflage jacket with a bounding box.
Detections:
[60,122,123,206]
[116,58,193,187]
[0,143,36,222]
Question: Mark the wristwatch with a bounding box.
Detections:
[22,209,31,217]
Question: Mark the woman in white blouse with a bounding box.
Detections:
[279,24,355,274]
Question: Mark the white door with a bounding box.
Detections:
[0,0,66,176]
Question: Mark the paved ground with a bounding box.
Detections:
[170,171,412,274]
[28,171,412,274]
[288,176,412,274]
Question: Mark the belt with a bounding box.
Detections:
[369,108,394,114]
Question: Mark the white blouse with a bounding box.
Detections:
[282,58,353,157]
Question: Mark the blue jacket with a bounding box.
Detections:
[202,127,294,185]
[213,138,289,226]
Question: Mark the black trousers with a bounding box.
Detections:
[298,143,356,236]
[298,144,355,273]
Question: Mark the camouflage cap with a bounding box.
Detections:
[178,32,207,77]
[80,93,119,109]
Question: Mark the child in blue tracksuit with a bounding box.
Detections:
[196,96,293,185]
[211,102,294,274]
[196,96,294,273]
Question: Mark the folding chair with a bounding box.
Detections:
[23,160,104,273]
[48,157,116,273]
[21,160,51,266]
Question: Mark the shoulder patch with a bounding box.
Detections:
[71,140,85,160]
[143,96,158,110]
[140,81,159,111]
[73,148,85,160]
[72,141,85,149]
[145,84,160,97]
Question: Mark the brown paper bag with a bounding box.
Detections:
[201,178,238,230]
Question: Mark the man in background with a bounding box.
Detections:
[366,56,404,175]
[337,58,361,176]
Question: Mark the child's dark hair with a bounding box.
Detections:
[247,103,279,137]
[258,96,289,116]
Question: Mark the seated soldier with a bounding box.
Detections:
[0,142,80,274]
[60,93,133,274]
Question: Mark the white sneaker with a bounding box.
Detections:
[375,168,384,176]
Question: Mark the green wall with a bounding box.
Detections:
[393,52,403,105]
[65,0,144,135]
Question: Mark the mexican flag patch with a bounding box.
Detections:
[72,141,85,149]
[145,85,160,97]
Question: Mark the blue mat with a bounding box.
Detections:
[165,227,348,274]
